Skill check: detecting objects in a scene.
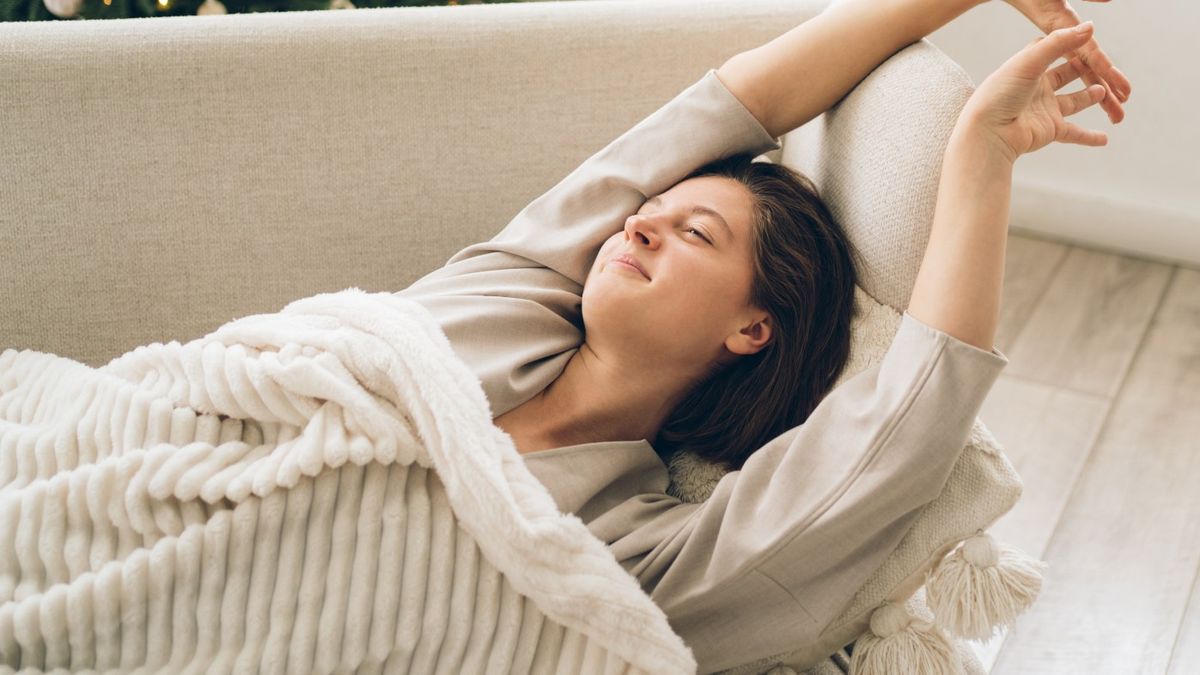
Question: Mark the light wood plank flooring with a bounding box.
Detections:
[963,230,1200,674]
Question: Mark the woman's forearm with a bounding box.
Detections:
[907,126,1013,353]
[716,0,987,138]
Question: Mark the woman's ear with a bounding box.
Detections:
[724,313,772,356]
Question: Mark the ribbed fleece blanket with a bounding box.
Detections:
[0,288,696,674]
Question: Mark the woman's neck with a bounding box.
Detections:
[496,342,694,452]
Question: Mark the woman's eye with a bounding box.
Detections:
[686,227,712,244]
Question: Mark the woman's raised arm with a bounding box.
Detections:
[715,0,987,139]
[716,0,1129,139]
[909,21,1115,352]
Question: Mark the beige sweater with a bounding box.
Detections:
[395,68,1009,673]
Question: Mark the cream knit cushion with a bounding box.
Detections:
[664,40,1022,675]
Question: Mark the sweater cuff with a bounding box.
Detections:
[900,310,1010,372]
[701,68,782,158]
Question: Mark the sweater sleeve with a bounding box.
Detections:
[586,311,1010,673]
[395,69,781,418]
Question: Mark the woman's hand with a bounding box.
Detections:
[1001,0,1130,123]
[958,22,1111,164]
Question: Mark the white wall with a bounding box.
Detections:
[927,0,1199,269]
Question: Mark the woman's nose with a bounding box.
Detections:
[624,213,660,247]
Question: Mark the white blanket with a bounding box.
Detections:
[0,288,696,674]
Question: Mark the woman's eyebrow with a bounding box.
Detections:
[644,195,733,241]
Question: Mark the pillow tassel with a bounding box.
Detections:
[848,601,962,675]
[925,529,1048,641]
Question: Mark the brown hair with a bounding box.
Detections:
[652,151,864,472]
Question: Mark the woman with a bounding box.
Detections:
[397,0,1130,670]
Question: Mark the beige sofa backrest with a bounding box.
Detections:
[1,0,972,374]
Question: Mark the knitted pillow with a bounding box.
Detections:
[664,39,1047,675]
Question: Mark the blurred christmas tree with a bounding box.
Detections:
[1,0,529,23]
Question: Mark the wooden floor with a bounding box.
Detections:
[962,231,1200,674]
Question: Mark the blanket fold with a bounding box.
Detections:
[0,288,696,675]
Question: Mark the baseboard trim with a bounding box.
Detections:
[1010,179,1200,270]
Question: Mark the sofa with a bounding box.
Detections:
[0,1,998,672]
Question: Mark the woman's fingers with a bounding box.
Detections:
[1051,2,1131,101]
[1056,78,1108,147]
[1068,53,1125,124]
[1072,37,1132,101]
[1058,82,1106,117]
[1022,23,1096,76]
[1006,0,1131,102]
[1057,119,1108,146]
[1048,59,1082,91]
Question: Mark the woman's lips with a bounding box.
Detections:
[612,254,649,279]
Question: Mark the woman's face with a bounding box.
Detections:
[582,175,773,373]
